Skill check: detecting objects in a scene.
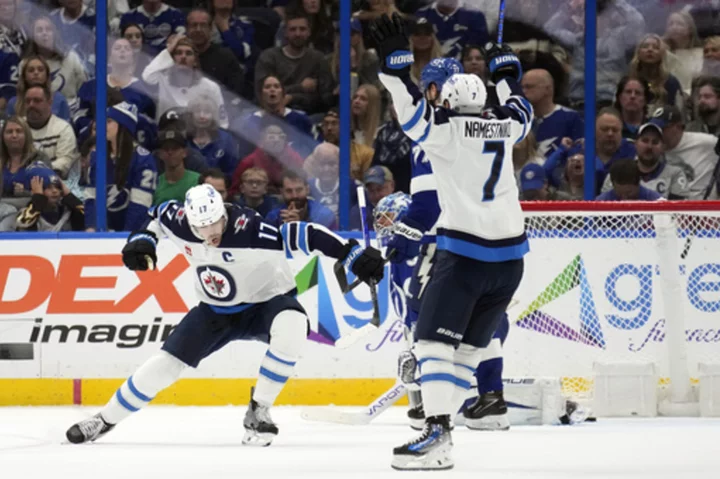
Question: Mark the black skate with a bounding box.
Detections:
[463,390,510,431]
[66,413,115,444]
[243,399,278,447]
[392,415,453,470]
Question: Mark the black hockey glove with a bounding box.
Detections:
[122,230,158,271]
[339,239,385,284]
[369,13,413,76]
[483,42,523,84]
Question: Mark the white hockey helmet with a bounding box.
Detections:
[184,184,227,229]
[439,73,487,114]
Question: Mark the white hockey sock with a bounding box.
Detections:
[415,340,458,418]
[253,310,307,407]
[102,350,187,424]
[452,343,483,413]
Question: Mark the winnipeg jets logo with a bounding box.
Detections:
[197,265,236,301]
[234,214,248,233]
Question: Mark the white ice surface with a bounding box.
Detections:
[0,407,719,479]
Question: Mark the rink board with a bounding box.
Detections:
[1,232,719,405]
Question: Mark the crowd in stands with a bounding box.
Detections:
[1,0,720,234]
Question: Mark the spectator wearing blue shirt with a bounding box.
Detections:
[49,0,96,66]
[613,76,651,141]
[545,108,636,195]
[415,0,489,59]
[350,165,394,231]
[520,163,572,201]
[120,1,186,54]
[234,74,315,159]
[208,0,255,64]
[187,93,239,179]
[596,158,662,201]
[522,69,584,158]
[6,55,71,123]
[265,170,336,229]
[232,166,281,218]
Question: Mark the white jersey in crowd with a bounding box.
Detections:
[379,73,533,262]
[145,200,349,310]
[142,49,228,128]
[601,159,690,199]
[664,131,719,200]
[30,114,80,177]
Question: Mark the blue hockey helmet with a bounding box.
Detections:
[373,192,411,240]
[420,58,464,92]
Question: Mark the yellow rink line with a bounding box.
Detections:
[0,378,409,406]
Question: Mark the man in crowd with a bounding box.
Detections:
[265,170,336,229]
[596,158,662,201]
[199,168,229,202]
[687,77,720,137]
[233,167,279,217]
[350,165,395,230]
[153,129,201,205]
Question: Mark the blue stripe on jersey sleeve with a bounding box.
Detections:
[402,98,427,131]
[280,223,293,259]
[297,221,310,255]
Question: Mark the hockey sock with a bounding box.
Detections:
[452,343,483,413]
[475,338,504,395]
[253,310,307,407]
[102,350,187,424]
[415,340,461,418]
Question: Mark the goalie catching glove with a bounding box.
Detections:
[387,218,424,263]
[339,239,385,284]
[122,230,158,271]
[369,13,413,77]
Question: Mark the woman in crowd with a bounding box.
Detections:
[187,94,239,179]
[233,74,314,158]
[6,55,71,121]
[629,34,684,113]
[351,84,381,147]
[121,23,151,77]
[663,10,703,95]
[24,16,87,110]
[84,102,157,232]
[613,76,652,140]
[0,116,51,210]
[142,34,228,128]
[409,20,442,87]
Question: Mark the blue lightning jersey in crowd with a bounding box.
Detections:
[189,129,239,179]
[85,146,158,232]
[0,50,21,100]
[415,4,489,58]
[146,201,351,309]
[49,6,96,62]
[214,16,255,63]
[120,4,186,53]
[533,106,584,158]
[379,74,533,262]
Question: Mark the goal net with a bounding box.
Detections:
[506,201,720,411]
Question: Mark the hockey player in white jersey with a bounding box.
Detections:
[370,13,532,470]
[65,184,384,447]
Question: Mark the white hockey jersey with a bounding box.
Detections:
[379,73,533,262]
[145,201,349,312]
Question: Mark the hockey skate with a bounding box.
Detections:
[392,415,453,470]
[243,398,278,447]
[463,390,510,431]
[66,413,115,444]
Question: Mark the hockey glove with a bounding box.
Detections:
[484,42,523,84]
[369,13,413,76]
[122,230,158,271]
[387,218,424,263]
[340,240,385,284]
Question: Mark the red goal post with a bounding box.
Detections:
[508,201,720,412]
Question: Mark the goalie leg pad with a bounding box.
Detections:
[103,350,187,424]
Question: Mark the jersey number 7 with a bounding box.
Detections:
[482,141,505,202]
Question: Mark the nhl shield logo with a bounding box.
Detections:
[197,265,236,301]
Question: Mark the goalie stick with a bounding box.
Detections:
[301,381,408,425]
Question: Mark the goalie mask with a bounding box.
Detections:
[439,73,487,114]
[373,192,411,244]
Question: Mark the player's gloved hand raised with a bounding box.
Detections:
[122,230,158,271]
[340,239,385,284]
[369,13,413,76]
[387,218,424,263]
[483,42,522,84]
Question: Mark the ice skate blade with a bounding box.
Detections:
[464,414,510,431]
[391,446,454,471]
[242,430,276,447]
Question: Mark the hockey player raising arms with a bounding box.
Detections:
[370,13,532,470]
[66,184,384,446]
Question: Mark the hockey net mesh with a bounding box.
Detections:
[509,203,720,402]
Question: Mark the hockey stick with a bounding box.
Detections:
[334,186,384,349]
[497,0,506,43]
[301,381,408,425]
